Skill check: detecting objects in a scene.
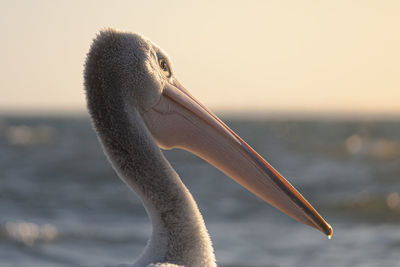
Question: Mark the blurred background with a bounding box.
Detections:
[0,1,399,266]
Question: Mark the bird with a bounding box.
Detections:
[84,29,332,267]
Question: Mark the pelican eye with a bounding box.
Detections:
[158,58,171,78]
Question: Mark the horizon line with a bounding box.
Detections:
[0,107,399,121]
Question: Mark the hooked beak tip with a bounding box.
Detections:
[325,223,333,239]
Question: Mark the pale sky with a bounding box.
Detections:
[0,1,399,117]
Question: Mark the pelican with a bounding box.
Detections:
[84,29,332,267]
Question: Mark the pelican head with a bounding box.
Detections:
[84,29,332,267]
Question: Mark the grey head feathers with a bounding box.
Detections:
[84,29,168,122]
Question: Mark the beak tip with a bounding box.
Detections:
[324,223,333,239]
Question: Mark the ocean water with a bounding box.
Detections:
[0,115,399,267]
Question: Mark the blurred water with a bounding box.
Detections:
[0,115,399,267]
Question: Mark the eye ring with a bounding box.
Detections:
[158,58,171,78]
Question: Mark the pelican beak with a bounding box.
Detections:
[142,78,332,237]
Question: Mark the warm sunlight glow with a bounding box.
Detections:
[0,1,399,117]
